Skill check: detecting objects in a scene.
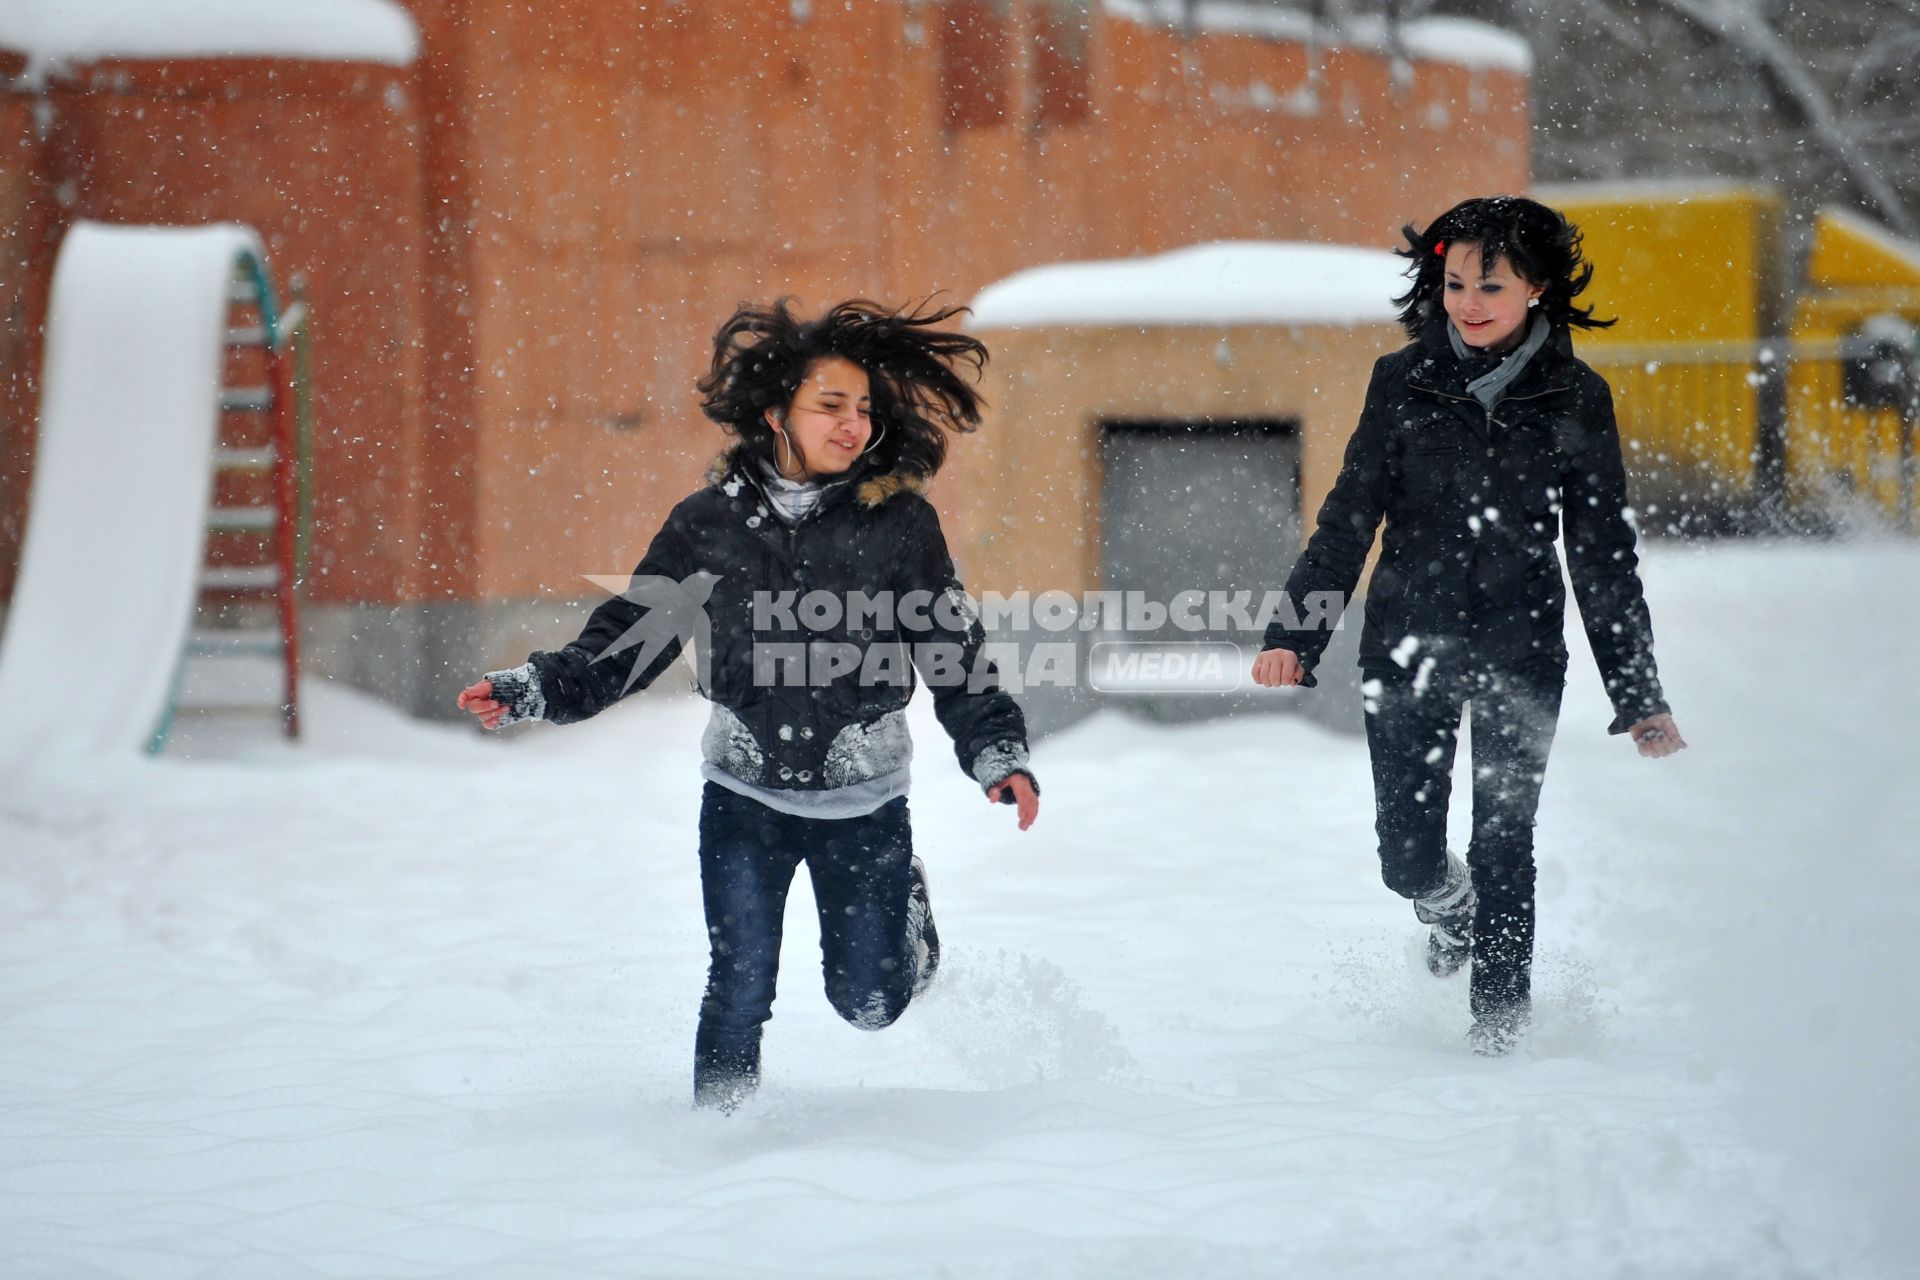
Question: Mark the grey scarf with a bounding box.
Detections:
[757,460,824,524]
[1448,312,1551,410]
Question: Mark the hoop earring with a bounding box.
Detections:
[861,422,887,457]
[769,423,796,477]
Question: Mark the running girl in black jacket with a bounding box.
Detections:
[458,299,1039,1108]
[1253,197,1685,1055]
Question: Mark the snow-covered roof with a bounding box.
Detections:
[1813,206,1920,269]
[1378,16,1533,75]
[968,242,1407,331]
[1103,1,1531,75]
[1807,206,1920,290]
[1533,178,1777,206]
[0,0,419,87]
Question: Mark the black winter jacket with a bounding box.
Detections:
[1263,322,1669,733]
[522,448,1033,794]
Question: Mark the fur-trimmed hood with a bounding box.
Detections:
[705,444,929,509]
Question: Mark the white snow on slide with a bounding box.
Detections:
[0,223,263,769]
[0,0,418,85]
[969,242,1406,331]
[1,541,1917,1276]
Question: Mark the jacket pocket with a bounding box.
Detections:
[1496,425,1565,513]
[1399,441,1463,506]
[1362,559,1405,639]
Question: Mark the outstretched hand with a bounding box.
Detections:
[1628,712,1687,759]
[989,771,1040,831]
[1251,647,1305,688]
[455,678,508,731]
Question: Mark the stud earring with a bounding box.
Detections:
[1527,297,1540,309]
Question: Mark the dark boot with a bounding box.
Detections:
[1468,1000,1531,1057]
[907,855,940,997]
[1468,898,1534,1056]
[1413,852,1474,978]
[693,1022,762,1112]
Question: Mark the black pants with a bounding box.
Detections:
[693,783,919,1104]
[1363,655,1564,1017]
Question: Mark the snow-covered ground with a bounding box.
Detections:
[2,539,1916,1278]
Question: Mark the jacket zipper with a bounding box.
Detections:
[774,518,802,783]
[1406,383,1572,545]
[732,461,872,788]
[1407,380,1565,439]
[1408,379,1492,443]
[732,463,813,784]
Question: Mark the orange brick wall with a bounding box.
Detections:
[416,0,1529,599]
[1,1,1527,618]
[3,58,433,607]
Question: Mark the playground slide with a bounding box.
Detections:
[0,222,263,767]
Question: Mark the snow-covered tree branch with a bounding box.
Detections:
[1626,0,1916,236]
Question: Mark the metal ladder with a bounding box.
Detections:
[149,253,307,751]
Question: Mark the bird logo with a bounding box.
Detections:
[581,571,722,694]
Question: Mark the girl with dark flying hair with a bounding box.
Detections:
[1253,196,1686,1055]
[458,298,1039,1108]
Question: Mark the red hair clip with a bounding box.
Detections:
[1433,240,1447,257]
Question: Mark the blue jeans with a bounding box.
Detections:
[693,783,918,1105]
[1363,655,1564,1018]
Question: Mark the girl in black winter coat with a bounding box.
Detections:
[1252,196,1686,1055]
[457,299,1040,1108]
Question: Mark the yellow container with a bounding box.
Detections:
[1786,207,1920,521]
[1533,181,1783,508]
